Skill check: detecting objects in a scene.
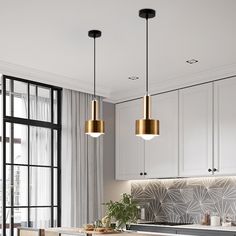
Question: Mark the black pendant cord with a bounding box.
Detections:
[93,37,96,100]
[146,17,149,95]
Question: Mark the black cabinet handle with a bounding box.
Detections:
[213,168,217,172]
[208,168,212,172]
[140,172,143,176]
[144,172,147,176]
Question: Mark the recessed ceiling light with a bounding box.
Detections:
[186,59,199,64]
[128,76,139,80]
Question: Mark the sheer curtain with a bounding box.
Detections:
[61,89,103,227]
[29,96,52,227]
[27,95,52,227]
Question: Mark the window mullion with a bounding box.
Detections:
[2,77,6,236]
[57,90,61,227]
[27,125,30,227]
[10,79,14,236]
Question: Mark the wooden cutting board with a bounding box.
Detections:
[84,229,121,234]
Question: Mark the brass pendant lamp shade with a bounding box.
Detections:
[135,9,160,140]
[85,30,105,138]
[136,95,159,140]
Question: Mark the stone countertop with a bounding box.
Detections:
[132,223,236,232]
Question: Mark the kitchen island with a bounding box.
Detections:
[43,228,193,236]
[18,225,236,236]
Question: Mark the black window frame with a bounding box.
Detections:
[1,75,62,236]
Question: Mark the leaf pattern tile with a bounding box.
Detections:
[131,176,236,223]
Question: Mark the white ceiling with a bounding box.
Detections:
[0,0,236,102]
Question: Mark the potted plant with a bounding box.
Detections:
[103,193,139,230]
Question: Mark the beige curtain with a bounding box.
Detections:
[61,89,103,227]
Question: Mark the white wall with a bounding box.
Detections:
[103,102,131,206]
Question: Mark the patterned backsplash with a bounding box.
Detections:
[131,177,236,224]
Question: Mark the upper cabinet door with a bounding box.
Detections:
[214,77,236,175]
[179,83,213,176]
[145,91,179,178]
[115,99,145,180]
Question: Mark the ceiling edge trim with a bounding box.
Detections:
[0,60,111,98]
[110,63,236,103]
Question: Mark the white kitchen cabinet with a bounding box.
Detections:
[145,91,179,178]
[115,99,145,180]
[179,83,213,176]
[214,77,236,175]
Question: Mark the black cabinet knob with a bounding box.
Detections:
[140,172,143,176]
[213,168,217,172]
[208,168,212,172]
[144,172,147,176]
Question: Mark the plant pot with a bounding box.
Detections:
[116,221,126,231]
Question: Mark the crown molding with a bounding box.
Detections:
[1,60,236,104]
[0,60,111,98]
[110,63,236,103]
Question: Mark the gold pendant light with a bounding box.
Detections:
[85,30,105,138]
[135,9,159,141]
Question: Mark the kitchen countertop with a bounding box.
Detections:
[132,223,236,232]
[175,224,236,232]
[44,228,193,236]
[99,233,193,236]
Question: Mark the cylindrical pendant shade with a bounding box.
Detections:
[85,119,105,137]
[85,99,105,137]
[135,95,159,140]
[136,119,159,137]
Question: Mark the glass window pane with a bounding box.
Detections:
[5,122,11,163]
[30,167,51,206]
[53,90,58,124]
[5,123,28,165]
[5,208,11,232]
[13,80,28,118]
[54,169,57,205]
[6,165,12,207]
[53,130,57,167]
[14,166,28,206]
[30,127,51,166]
[5,79,11,117]
[53,207,57,227]
[30,86,51,122]
[6,165,28,207]
[29,85,37,120]
[39,87,51,122]
[14,124,28,165]
[14,208,28,228]
[37,87,51,122]
[6,79,28,118]
[30,208,51,228]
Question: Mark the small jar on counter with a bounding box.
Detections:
[210,213,221,227]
